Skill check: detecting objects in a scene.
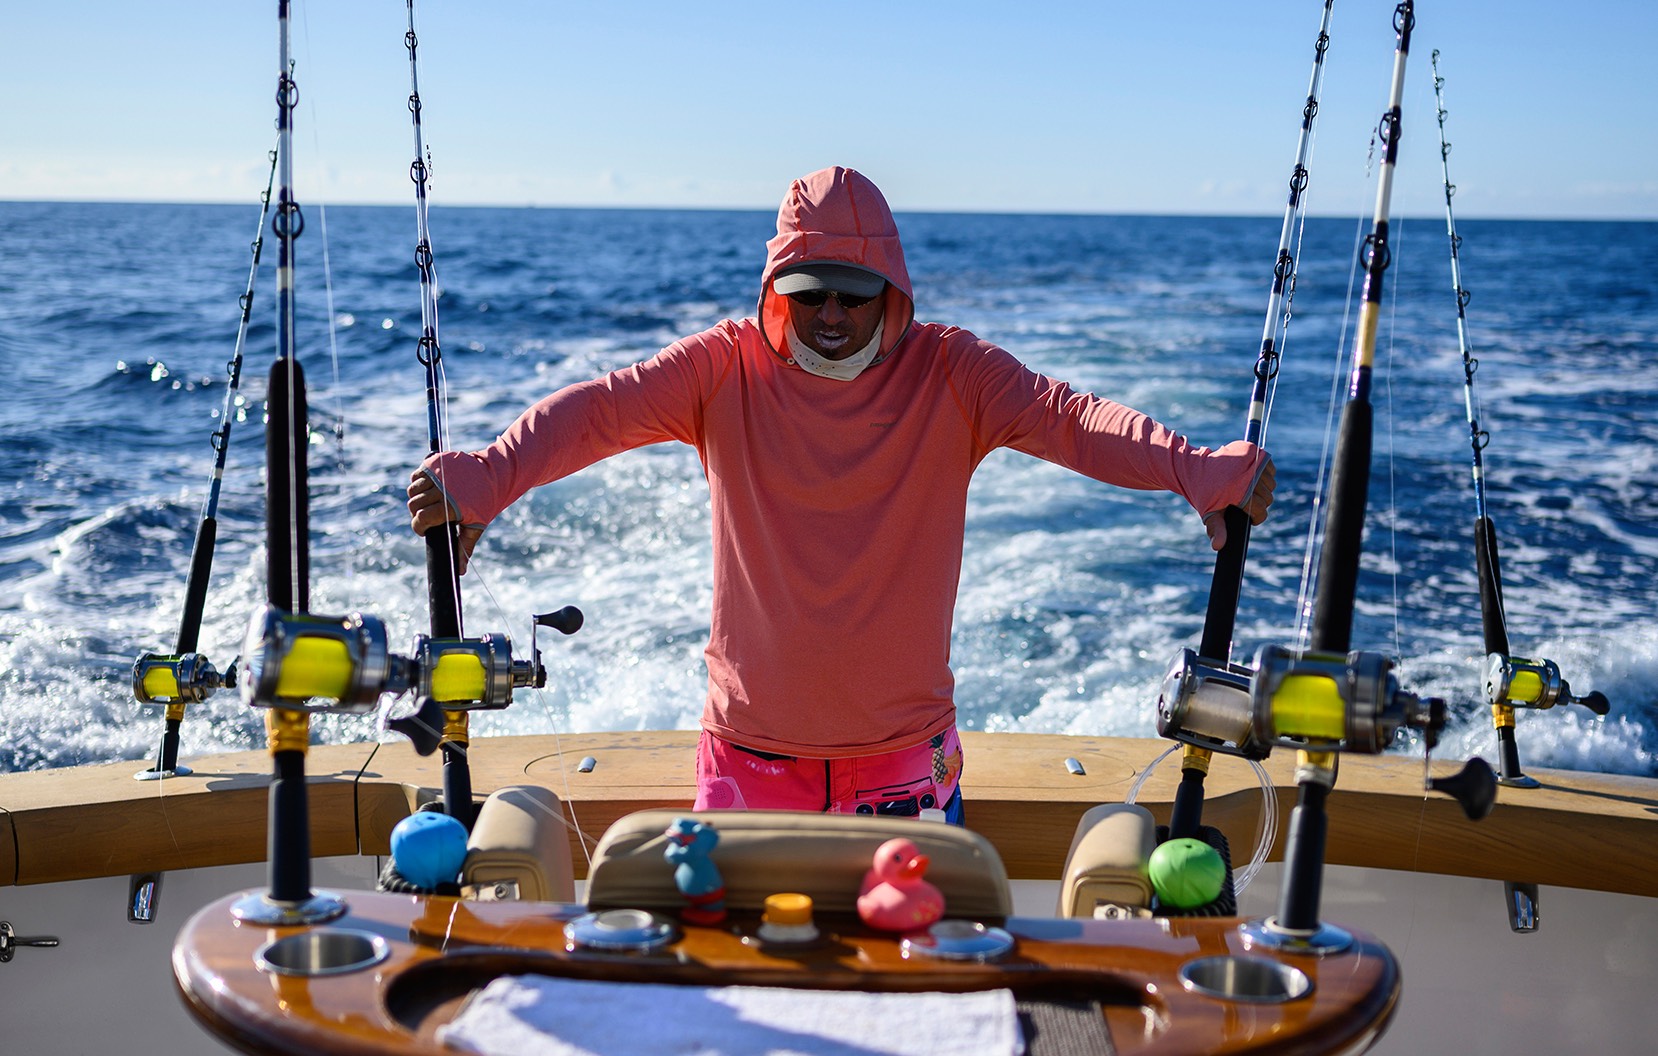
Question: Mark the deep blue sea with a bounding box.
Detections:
[1,201,1654,777]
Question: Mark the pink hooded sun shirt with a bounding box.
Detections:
[425,166,1265,758]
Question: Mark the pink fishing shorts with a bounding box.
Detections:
[694,727,965,825]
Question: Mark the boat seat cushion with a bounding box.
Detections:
[1056,803,1157,918]
[586,809,1013,917]
[462,785,576,903]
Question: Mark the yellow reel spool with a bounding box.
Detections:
[429,650,488,704]
[1270,673,1347,742]
[272,636,354,701]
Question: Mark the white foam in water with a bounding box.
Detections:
[1,206,1654,777]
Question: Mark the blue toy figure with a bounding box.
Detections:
[664,817,726,925]
[389,811,469,891]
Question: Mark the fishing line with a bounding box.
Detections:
[1291,212,1369,650]
[1125,745,1278,898]
[468,567,603,871]
[312,200,352,583]
[1382,216,1406,670]
[1261,128,1322,441]
[290,0,353,592]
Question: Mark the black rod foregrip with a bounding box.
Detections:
[424,524,463,638]
[1474,515,1509,656]
[441,742,475,828]
[153,717,183,775]
[1311,399,1372,655]
[1198,507,1253,661]
[174,516,217,654]
[268,748,313,904]
[1497,724,1524,782]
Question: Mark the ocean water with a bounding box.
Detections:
[1,201,1654,777]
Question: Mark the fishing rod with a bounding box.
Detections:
[1235,1,1494,951]
[131,146,279,780]
[1430,51,1608,791]
[232,0,438,920]
[228,0,359,927]
[406,0,475,826]
[1157,0,1336,842]
[397,0,583,829]
[405,0,460,638]
[253,0,324,918]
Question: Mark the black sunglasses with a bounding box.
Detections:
[785,288,880,310]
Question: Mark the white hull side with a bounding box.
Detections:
[1235,864,1658,1056]
[0,857,379,1055]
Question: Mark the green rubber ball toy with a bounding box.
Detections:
[1148,837,1226,909]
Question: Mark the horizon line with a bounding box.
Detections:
[3,197,1652,226]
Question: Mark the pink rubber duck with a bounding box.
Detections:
[856,837,945,932]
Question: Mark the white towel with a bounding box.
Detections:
[437,974,1024,1056]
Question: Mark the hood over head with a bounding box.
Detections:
[760,166,915,365]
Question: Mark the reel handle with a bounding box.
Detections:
[1570,688,1611,717]
[386,696,445,757]
[535,606,584,635]
[1428,756,1498,821]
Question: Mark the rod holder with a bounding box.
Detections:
[231,708,347,927]
[1242,752,1354,954]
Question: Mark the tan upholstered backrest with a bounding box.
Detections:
[586,810,1013,918]
[1056,803,1156,918]
[462,785,577,902]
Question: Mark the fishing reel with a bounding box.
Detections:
[411,633,525,711]
[1161,644,1446,757]
[239,604,584,714]
[1250,645,1495,820]
[1483,653,1609,716]
[410,606,584,710]
[240,607,404,714]
[133,652,237,706]
[1249,645,1445,754]
[1157,649,1272,760]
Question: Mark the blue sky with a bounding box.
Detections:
[4,2,1654,219]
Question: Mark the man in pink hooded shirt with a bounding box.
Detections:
[408,167,1274,825]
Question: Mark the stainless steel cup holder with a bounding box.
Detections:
[1178,955,1312,1003]
[255,928,390,977]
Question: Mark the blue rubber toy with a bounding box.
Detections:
[389,811,469,890]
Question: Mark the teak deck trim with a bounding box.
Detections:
[3,731,1654,895]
